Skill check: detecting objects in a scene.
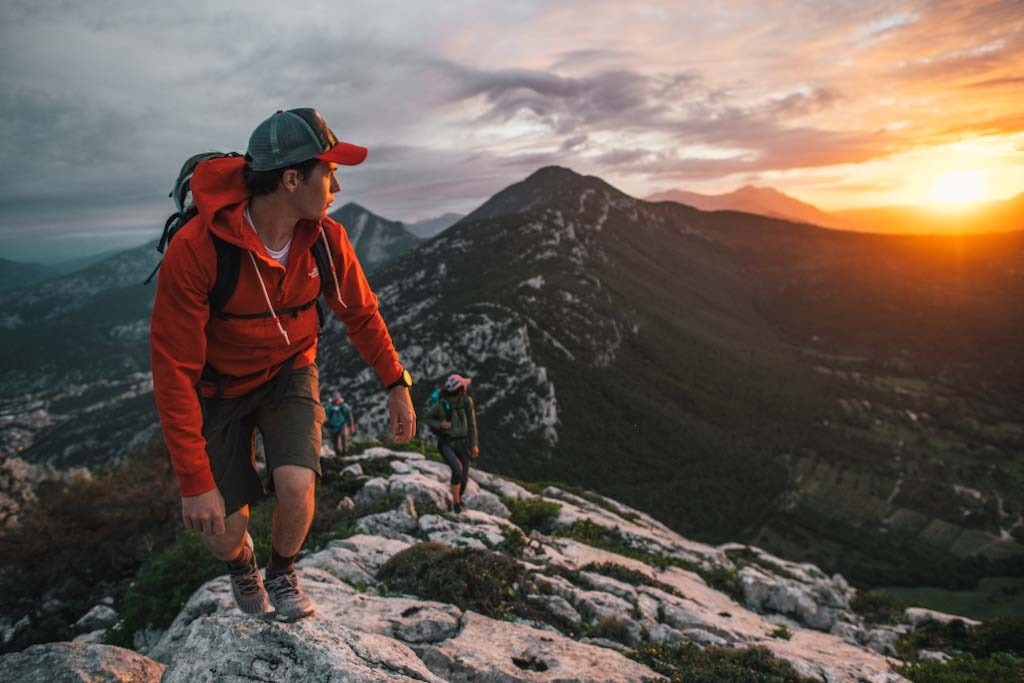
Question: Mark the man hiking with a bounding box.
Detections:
[150,107,415,621]
[325,391,355,457]
[422,374,478,513]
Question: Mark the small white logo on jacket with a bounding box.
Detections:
[308,267,319,279]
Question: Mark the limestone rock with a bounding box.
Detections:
[354,476,390,510]
[469,469,535,500]
[0,642,164,683]
[905,607,980,627]
[389,473,450,512]
[416,611,658,682]
[341,463,364,478]
[355,501,421,541]
[160,613,444,682]
[71,629,106,644]
[526,594,582,630]
[329,534,413,574]
[73,604,118,632]
[739,565,846,631]
[318,593,463,644]
[463,488,512,518]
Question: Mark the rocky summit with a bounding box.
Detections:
[2,447,915,682]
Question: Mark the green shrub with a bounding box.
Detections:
[516,480,639,522]
[106,531,223,646]
[896,652,1024,682]
[591,616,634,644]
[696,565,742,601]
[499,527,528,556]
[557,519,633,553]
[0,452,180,653]
[357,457,398,479]
[770,625,793,640]
[556,520,743,601]
[850,591,909,625]
[897,618,973,661]
[973,617,1024,658]
[580,562,681,597]
[627,643,819,682]
[377,542,529,619]
[504,497,562,535]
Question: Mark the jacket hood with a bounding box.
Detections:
[189,156,320,254]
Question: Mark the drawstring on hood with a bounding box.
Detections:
[246,250,291,345]
[319,225,346,308]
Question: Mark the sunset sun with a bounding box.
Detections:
[927,169,989,205]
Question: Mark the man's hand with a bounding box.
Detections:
[388,386,416,443]
[182,488,226,536]
[440,420,452,430]
[471,445,480,459]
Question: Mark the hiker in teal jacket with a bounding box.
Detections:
[324,391,355,457]
[422,374,478,513]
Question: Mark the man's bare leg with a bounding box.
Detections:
[265,465,317,619]
[201,506,271,615]
[270,465,316,556]
[200,506,249,560]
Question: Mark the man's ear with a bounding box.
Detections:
[281,168,301,192]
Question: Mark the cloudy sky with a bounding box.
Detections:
[2,0,1023,261]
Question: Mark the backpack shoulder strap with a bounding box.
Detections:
[310,231,333,330]
[310,235,332,299]
[209,233,241,316]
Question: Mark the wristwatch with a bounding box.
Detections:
[385,368,413,391]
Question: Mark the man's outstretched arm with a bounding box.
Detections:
[150,233,226,535]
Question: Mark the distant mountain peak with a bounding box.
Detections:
[463,166,629,224]
[647,185,850,230]
[328,203,421,272]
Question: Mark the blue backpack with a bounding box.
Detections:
[423,388,452,437]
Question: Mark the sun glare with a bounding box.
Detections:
[927,169,989,205]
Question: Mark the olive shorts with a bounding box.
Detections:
[201,363,324,516]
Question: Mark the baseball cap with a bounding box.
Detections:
[444,374,471,392]
[246,108,368,172]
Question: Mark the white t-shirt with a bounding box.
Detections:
[244,206,292,266]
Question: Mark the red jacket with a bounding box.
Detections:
[150,156,403,496]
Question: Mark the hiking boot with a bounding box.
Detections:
[452,502,464,514]
[227,533,272,616]
[264,568,316,621]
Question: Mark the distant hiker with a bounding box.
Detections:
[324,391,355,457]
[423,374,478,513]
[150,108,415,621]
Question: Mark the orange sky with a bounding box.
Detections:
[432,1,1024,210]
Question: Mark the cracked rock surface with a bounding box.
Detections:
[2,447,913,682]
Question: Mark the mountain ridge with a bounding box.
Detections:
[3,165,1022,606]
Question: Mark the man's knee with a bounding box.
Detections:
[273,465,316,503]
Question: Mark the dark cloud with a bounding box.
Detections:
[446,67,664,134]
[2,1,1022,259]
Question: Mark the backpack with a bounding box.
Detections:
[144,152,333,325]
[423,388,453,437]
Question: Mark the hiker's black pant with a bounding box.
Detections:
[438,436,471,496]
[328,427,349,457]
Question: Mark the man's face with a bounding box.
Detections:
[294,161,340,220]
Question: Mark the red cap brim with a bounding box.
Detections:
[317,141,368,166]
